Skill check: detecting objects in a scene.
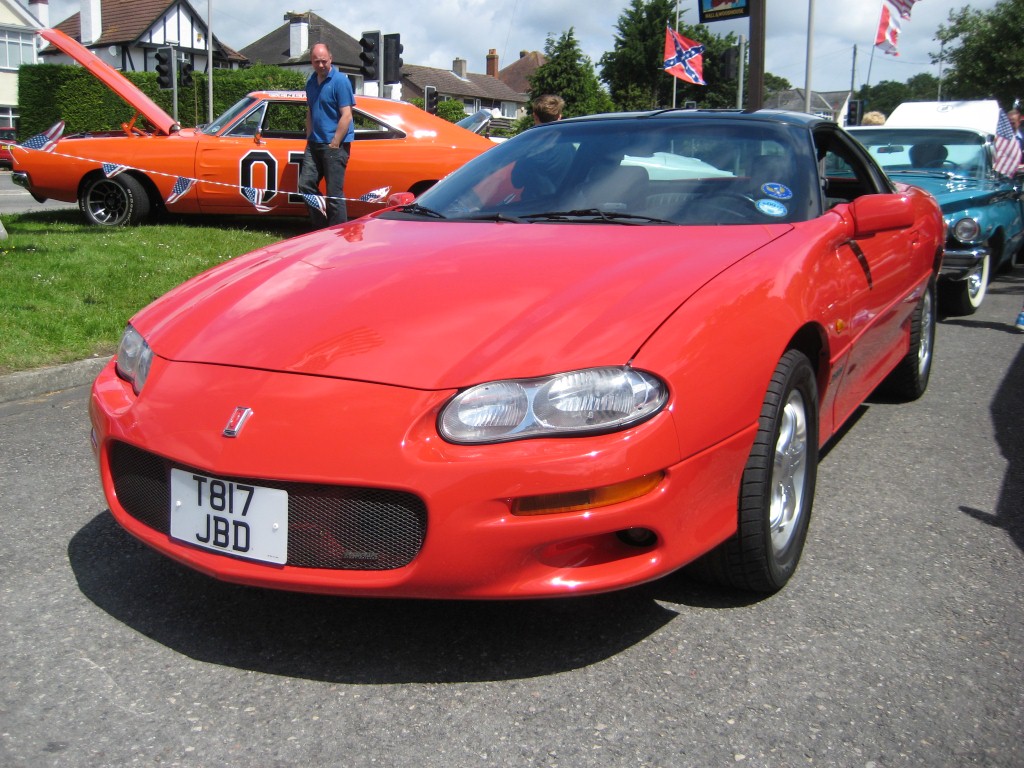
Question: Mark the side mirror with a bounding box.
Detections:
[387,192,416,207]
[849,193,914,237]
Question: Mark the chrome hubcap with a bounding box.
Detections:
[770,390,808,555]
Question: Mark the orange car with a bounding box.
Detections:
[12,29,493,226]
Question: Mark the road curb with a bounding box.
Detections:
[0,356,112,404]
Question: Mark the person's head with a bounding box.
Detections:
[910,142,948,167]
[861,110,886,126]
[532,94,565,124]
[310,43,333,79]
[1009,108,1021,130]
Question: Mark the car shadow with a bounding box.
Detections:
[959,344,1024,553]
[67,512,763,683]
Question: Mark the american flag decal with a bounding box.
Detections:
[358,186,391,202]
[302,193,327,217]
[102,163,128,178]
[242,186,273,212]
[166,177,195,204]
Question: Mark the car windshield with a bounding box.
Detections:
[400,116,818,225]
[200,96,260,135]
[851,128,988,178]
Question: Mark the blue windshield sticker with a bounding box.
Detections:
[756,198,788,217]
[761,182,793,200]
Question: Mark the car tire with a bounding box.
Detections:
[689,349,819,593]
[79,173,151,226]
[879,280,935,401]
[941,252,988,316]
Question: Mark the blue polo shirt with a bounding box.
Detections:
[306,68,356,144]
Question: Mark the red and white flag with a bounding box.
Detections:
[875,0,921,56]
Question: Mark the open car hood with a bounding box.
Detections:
[40,28,179,135]
[132,219,790,390]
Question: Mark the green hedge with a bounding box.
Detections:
[17,62,306,139]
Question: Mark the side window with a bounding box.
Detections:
[817,130,888,208]
[226,105,265,137]
[261,103,306,138]
[352,110,403,140]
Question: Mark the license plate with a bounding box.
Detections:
[169,468,288,565]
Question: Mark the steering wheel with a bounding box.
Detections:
[691,192,760,223]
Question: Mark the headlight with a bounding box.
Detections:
[115,324,154,394]
[951,216,981,243]
[438,366,668,444]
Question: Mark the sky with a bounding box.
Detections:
[40,0,999,94]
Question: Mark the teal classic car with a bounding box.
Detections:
[849,102,1024,315]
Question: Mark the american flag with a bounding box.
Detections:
[663,27,706,86]
[166,177,195,204]
[242,186,273,212]
[994,109,1023,177]
[303,193,327,218]
[358,186,391,203]
[888,0,920,19]
[21,120,65,152]
[102,163,128,178]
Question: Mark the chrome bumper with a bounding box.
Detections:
[940,246,987,280]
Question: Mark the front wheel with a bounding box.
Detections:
[940,253,989,316]
[880,280,935,401]
[79,173,151,226]
[690,350,819,593]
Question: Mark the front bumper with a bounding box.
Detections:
[940,244,987,281]
[89,358,751,599]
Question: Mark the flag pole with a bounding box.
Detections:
[672,0,679,108]
[804,0,815,113]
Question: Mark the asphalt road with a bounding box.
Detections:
[1,272,1022,768]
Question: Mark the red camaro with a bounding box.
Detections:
[90,110,945,599]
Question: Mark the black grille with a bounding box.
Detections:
[109,441,427,570]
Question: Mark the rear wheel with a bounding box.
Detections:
[940,253,988,316]
[691,350,819,592]
[79,173,151,226]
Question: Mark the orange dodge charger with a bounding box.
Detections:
[13,29,494,226]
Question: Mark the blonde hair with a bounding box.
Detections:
[861,110,886,125]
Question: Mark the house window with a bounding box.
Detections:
[0,106,17,128]
[499,102,517,119]
[0,28,36,70]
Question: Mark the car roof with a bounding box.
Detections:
[558,108,831,130]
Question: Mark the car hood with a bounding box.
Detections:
[40,28,179,135]
[888,171,1009,212]
[134,219,790,390]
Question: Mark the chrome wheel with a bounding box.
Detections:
[769,389,809,557]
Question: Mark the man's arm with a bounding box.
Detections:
[329,105,353,149]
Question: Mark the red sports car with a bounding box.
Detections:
[90,110,945,598]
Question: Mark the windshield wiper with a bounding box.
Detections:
[521,208,673,225]
[458,211,525,223]
[399,203,447,219]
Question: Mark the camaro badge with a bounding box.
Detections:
[223,407,254,438]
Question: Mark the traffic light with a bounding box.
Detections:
[722,46,740,80]
[846,99,865,126]
[383,33,403,84]
[359,31,381,82]
[424,85,438,115]
[155,48,174,90]
[179,60,194,88]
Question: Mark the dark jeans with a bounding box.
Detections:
[298,141,350,229]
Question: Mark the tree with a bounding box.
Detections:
[935,0,1024,106]
[526,28,614,121]
[599,0,744,110]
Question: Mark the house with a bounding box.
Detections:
[0,0,43,129]
[403,54,528,122]
[39,0,246,76]
[240,11,362,83]
[496,49,544,95]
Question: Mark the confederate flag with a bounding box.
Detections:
[664,27,706,86]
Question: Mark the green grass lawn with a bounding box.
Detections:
[0,209,305,373]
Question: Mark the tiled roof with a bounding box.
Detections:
[403,64,527,103]
[497,51,544,95]
[49,0,247,62]
[240,12,361,69]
